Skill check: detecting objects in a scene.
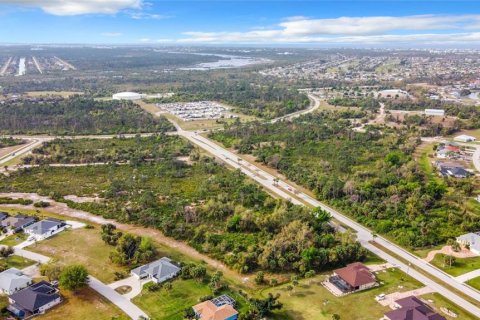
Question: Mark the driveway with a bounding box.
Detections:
[89,276,148,319]
[377,286,435,307]
[13,248,50,263]
[108,275,148,300]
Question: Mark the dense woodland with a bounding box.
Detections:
[210,112,480,248]
[0,96,173,135]
[0,136,366,274]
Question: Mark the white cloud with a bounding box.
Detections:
[129,12,170,20]
[178,14,480,44]
[101,32,123,37]
[0,0,142,15]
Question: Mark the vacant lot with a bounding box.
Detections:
[36,287,128,320]
[262,268,422,320]
[27,227,128,283]
[431,254,480,277]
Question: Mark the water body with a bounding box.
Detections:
[177,52,271,70]
[17,57,26,76]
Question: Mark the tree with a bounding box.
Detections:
[40,261,63,281]
[59,264,89,293]
[255,271,265,285]
[332,314,341,320]
[247,293,283,318]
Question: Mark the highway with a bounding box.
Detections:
[176,126,480,317]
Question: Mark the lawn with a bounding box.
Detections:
[430,254,480,277]
[133,279,213,320]
[467,276,480,290]
[27,227,128,283]
[1,255,35,269]
[36,287,129,320]
[261,267,422,320]
[0,232,27,246]
[420,292,478,320]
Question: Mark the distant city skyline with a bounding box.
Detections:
[1,0,480,47]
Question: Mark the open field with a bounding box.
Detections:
[430,254,480,277]
[27,227,128,283]
[133,279,248,320]
[36,287,129,320]
[261,267,422,320]
[25,91,84,98]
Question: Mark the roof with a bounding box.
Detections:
[130,257,180,281]
[9,281,60,312]
[457,232,480,251]
[385,296,446,320]
[193,300,238,320]
[0,268,31,293]
[1,215,36,229]
[24,218,65,235]
[454,134,476,141]
[0,212,8,220]
[334,262,376,287]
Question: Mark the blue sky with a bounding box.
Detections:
[1,1,480,46]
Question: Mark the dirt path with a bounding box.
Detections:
[0,192,251,287]
[423,245,478,262]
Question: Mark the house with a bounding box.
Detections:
[24,218,66,241]
[457,232,480,254]
[454,134,476,143]
[193,295,238,320]
[384,296,446,320]
[0,268,32,295]
[1,214,36,233]
[7,281,62,319]
[435,162,472,178]
[130,257,181,283]
[328,262,377,294]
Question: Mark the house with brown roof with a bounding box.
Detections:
[328,262,377,294]
[384,296,446,320]
[192,295,238,320]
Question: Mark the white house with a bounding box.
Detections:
[454,134,477,143]
[24,218,66,241]
[0,268,32,295]
[457,232,480,254]
[131,257,181,283]
[8,281,62,318]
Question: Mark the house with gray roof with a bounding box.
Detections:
[131,257,181,283]
[8,281,61,319]
[24,218,66,241]
[1,214,36,233]
[0,268,32,295]
[457,232,480,254]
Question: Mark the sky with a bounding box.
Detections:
[1,0,480,47]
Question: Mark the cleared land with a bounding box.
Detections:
[430,254,480,277]
[25,91,84,98]
[36,287,129,320]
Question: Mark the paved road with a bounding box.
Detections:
[270,93,321,123]
[89,276,148,320]
[456,269,480,283]
[0,139,44,166]
[177,127,480,317]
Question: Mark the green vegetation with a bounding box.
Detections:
[420,292,477,320]
[262,267,423,320]
[24,135,191,165]
[430,254,480,277]
[0,255,35,270]
[210,112,480,248]
[59,264,89,292]
[0,96,174,135]
[0,137,24,148]
[0,135,366,274]
[0,233,28,246]
[466,277,480,290]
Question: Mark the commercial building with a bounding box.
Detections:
[112,92,145,101]
[454,135,477,143]
[425,109,445,117]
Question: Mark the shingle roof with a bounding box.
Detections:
[9,281,60,312]
[0,268,31,293]
[334,262,376,288]
[385,296,446,320]
[24,218,65,235]
[130,257,180,281]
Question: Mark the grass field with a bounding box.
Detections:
[430,254,480,277]
[1,254,35,269]
[0,232,27,246]
[36,287,129,320]
[467,277,480,290]
[261,267,422,320]
[133,279,248,320]
[420,292,478,320]
[27,227,128,283]
[25,91,84,98]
